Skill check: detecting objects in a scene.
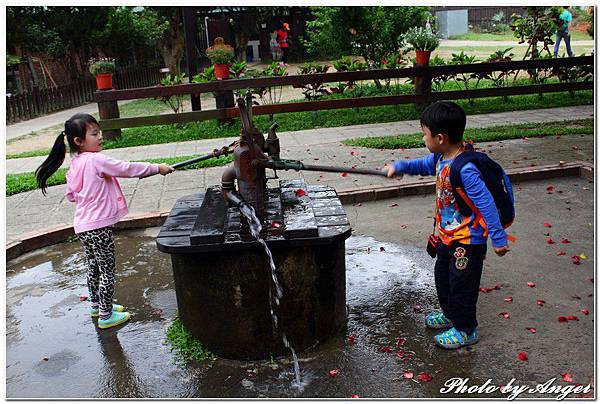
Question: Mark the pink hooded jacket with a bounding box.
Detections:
[66,152,159,234]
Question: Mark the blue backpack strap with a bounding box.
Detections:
[448,151,481,218]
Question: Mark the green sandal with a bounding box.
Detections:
[90,303,125,318]
[434,327,479,349]
[425,311,453,329]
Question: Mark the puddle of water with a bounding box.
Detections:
[6,232,503,398]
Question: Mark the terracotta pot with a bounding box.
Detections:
[214,63,231,80]
[95,73,113,90]
[415,50,432,66]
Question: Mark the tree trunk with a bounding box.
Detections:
[231,16,257,62]
[157,20,185,75]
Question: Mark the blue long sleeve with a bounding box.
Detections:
[393,153,437,176]
[460,163,507,248]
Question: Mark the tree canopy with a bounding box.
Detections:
[302,6,432,66]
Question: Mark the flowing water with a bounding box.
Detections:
[238,203,304,390]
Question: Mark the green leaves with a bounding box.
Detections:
[166,315,215,366]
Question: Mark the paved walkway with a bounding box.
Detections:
[5,105,594,243]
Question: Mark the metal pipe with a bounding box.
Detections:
[255,159,387,177]
[171,152,222,170]
[300,163,388,177]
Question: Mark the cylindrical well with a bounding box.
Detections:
[170,240,347,360]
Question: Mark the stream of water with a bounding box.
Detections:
[238,203,305,391]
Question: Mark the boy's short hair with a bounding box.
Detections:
[420,101,466,144]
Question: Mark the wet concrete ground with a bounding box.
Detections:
[6,177,594,398]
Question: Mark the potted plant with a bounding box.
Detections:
[404,27,440,66]
[89,57,116,90]
[206,37,235,80]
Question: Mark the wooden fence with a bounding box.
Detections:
[6,64,163,124]
[95,56,594,131]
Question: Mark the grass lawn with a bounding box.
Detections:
[343,118,593,149]
[6,86,593,160]
[449,31,593,41]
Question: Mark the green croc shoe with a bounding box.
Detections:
[425,311,453,329]
[98,311,131,329]
[90,304,125,318]
[434,327,478,349]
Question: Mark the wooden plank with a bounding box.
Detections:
[99,80,593,130]
[94,56,594,102]
[189,187,227,245]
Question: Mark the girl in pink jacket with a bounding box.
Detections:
[35,113,174,329]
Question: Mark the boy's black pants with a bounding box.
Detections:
[434,242,487,335]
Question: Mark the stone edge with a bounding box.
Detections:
[6,162,593,262]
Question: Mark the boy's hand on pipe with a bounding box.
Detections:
[493,245,510,256]
[158,164,175,175]
[384,163,402,179]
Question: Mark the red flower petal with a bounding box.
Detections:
[526,327,537,334]
[561,238,571,244]
[403,371,414,379]
[494,283,502,290]
[527,282,536,287]
[543,222,552,228]
[347,335,356,345]
[499,312,510,319]
[351,394,360,398]
[546,185,554,193]
[396,349,405,358]
[518,351,529,361]
[328,369,340,378]
[571,256,581,265]
[379,346,393,353]
[270,221,283,228]
[379,246,385,252]
[418,372,433,382]
[79,295,89,302]
[556,251,566,256]
[295,189,306,197]
[350,151,357,156]
[580,309,589,315]
[504,296,513,302]
[558,316,568,323]
[341,172,348,177]
[546,238,555,244]
[561,373,574,383]
[395,337,406,346]
[566,315,579,321]
[389,203,399,207]
[536,299,546,306]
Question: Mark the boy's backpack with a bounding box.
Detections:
[435,144,515,229]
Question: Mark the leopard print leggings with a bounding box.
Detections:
[78,227,116,318]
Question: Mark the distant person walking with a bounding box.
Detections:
[554,6,574,57]
[270,30,281,61]
[277,22,291,65]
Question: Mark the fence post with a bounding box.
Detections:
[97,89,121,140]
[215,88,234,125]
[414,63,432,111]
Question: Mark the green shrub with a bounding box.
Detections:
[88,57,115,75]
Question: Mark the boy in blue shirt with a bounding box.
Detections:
[385,101,511,349]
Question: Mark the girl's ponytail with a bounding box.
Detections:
[35,131,67,195]
[35,113,99,195]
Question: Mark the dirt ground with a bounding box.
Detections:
[5,176,595,398]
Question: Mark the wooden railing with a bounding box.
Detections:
[95,56,594,131]
[6,64,163,124]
